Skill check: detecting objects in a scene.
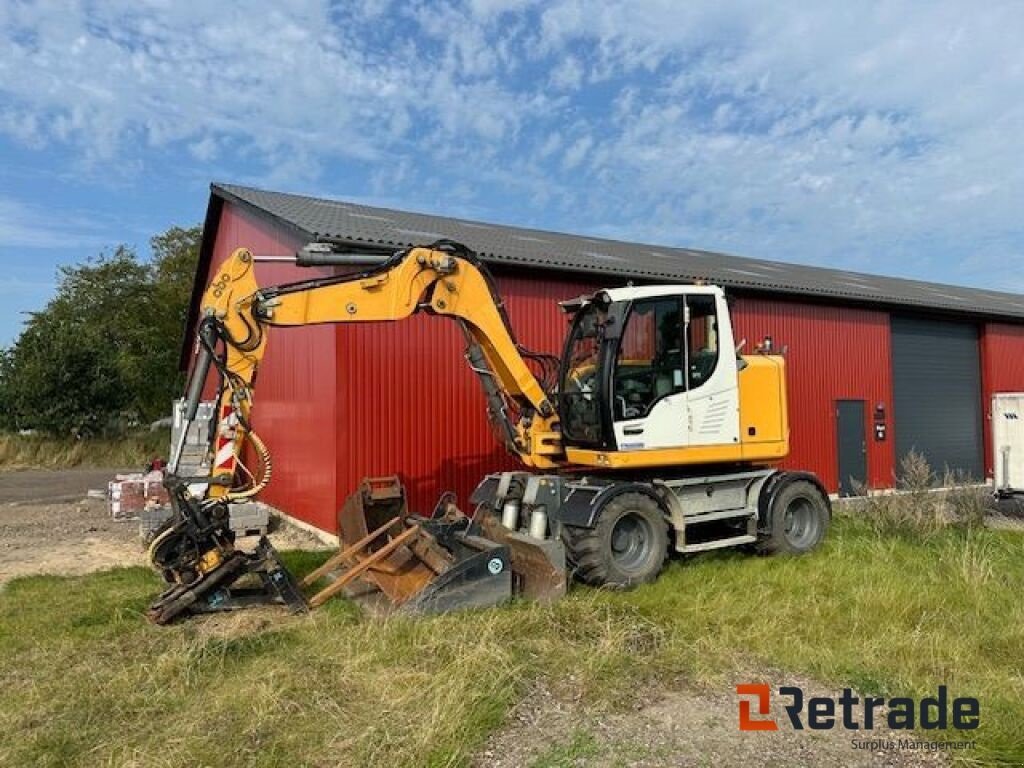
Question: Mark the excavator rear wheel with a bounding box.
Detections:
[564,492,669,588]
[757,479,830,555]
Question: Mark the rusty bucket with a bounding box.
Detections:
[302,477,513,613]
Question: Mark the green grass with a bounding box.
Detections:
[0,516,1021,767]
[531,730,603,767]
[0,429,169,469]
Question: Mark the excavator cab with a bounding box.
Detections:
[559,286,740,456]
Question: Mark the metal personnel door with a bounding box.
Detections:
[836,399,867,496]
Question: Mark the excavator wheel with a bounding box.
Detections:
[756,479,830,555]
[563,492,669,588]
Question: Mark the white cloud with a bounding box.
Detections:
[0,0,546,170]
[0,197,112,250]
[1,1,1023,292]
[188,135,218,162]
[549,55,584,91]
[517,1,1024,288]
[562,134,592,170]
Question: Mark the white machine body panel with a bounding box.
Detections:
[610,286,740,451]
[992,393,1024,492]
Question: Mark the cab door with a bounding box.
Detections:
[684,293,740,446]
[611,297,689,450]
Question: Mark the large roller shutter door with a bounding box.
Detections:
[891,316,983,479]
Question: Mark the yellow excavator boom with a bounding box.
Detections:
[175,243,565,504]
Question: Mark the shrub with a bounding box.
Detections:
[853,451,990,535]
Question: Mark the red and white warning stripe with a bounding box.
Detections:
[213,403,239,476]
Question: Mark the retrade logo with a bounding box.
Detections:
[736,684,979,732]
[736,683,777,731]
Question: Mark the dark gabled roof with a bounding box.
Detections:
[210,182,1024,321]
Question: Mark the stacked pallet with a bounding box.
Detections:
[138,501,271,541]
[109,470,168,520]
[133,400,271,540]
[171,398,215,488]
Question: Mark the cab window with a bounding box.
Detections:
[613,298,684,420]
[559,302,608,444]
[686,294,719,388]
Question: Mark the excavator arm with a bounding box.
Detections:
[149,241,567,623]
[171,241,563,491]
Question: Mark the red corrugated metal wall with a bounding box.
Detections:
[980,323,1024,477]
[334,273,601,519]
[205,203,340,530]
[731,298,896,491]
[199,204,912,530]
[332,286,896,512]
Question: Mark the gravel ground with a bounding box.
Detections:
[0,467,133,505]
[477,678,955,768]
[0,468,327,585]
[0,498,146,583]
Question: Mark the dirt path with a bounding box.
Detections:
[476,679,954,767]
[0,467,131,505]
[1,467,151,583]
[0,498,146,583]
[0,468,327,585]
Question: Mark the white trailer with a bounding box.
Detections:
[992,393,1024,496]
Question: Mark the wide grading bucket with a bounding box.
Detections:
[302,477,514,613]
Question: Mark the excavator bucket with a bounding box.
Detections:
[476,511,567,602]
[302,477,512,613]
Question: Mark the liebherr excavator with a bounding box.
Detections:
[147,240,830,623]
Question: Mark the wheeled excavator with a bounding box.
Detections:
[147,240,830,623]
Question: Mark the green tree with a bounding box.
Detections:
[136,225,203,423]
[0,226,201,435]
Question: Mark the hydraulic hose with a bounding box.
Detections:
[225,429,272,501]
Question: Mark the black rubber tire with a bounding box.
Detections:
[564,492,669,588]
[758,479,830,555]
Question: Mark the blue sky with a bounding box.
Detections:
[2,1,1024,346]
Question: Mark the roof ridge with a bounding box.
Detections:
[209,182,1024,319]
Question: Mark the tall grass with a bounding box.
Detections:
[851,450,991,535]
[0,518,1021,766]
[0,429,169,469]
